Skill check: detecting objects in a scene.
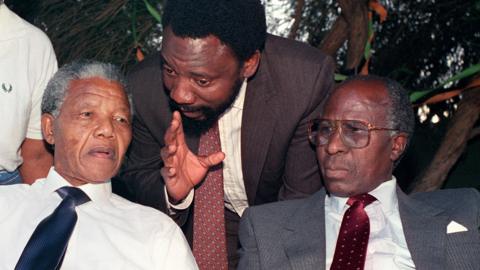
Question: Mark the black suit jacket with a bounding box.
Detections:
[119,34,334,252]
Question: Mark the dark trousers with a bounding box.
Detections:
[225,208,241,270]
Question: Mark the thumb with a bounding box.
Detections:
[200,151,225,168]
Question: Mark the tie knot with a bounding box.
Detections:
[347,193,376,208]
[56,186,91,206]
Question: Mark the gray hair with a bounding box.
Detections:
[336,75,415,165]
[41,60,132,118]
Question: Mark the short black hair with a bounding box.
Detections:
[162,0,267,62]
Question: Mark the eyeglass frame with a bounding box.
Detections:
[307,118,399,149]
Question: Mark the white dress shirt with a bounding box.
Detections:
[168,81,249,216]
[0,168,198,270]
[325,178,416,270]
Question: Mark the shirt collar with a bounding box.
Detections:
[231,79,247,110]
[326,176,398,214]
[42,167,113,204]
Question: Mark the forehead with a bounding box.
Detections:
[161,27,237,67]
[64,77,128,106]
[323,80,389,122]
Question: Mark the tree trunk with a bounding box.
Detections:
[411,86,480,193]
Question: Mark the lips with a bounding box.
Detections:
[88,146,116,160]
[322,158,350,178]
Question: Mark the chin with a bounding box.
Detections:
[325,182,355,198]
[82,169,116,183]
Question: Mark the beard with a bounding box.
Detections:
[168,78,244,136]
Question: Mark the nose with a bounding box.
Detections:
[94,118,115,139]
[169,78,195,105]
[324,128,348,155]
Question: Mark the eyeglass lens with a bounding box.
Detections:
[309,119,370,148]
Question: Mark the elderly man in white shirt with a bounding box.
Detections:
[238,75,480,270]
[0,61,197,270]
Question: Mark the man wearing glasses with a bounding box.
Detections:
[238,75,479,270]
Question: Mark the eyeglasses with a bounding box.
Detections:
[307,118,398,149]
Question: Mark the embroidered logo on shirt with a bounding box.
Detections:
[2,83,12,93]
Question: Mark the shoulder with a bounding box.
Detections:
[126,52,164,98]
[411,188,480,206]
[1,7,54,54]
[7,11,53,49]
[411,188,480,215]
[128,52,162,80]
[262,34,334,67]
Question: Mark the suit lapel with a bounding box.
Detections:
[398,188,449,270]
[241,53,278,205]
[282,190,326,270]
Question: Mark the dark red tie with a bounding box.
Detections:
[330,194,377,270]
[192,122,228,270]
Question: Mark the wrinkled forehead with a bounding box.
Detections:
[66,77,126,100]
[63,77,130,112]
[323,80,390,122]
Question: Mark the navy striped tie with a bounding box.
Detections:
[15,186,91,270]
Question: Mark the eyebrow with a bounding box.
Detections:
[160,55,170,67]
[160,55,214,79]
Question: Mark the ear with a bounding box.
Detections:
[41,113,55,145]
[390,133,408,162]
[240,50,261,79]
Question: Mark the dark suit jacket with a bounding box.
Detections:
[119,34,334,256]
[238,187,480,270]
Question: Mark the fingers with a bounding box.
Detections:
[172,111,186,144]
[160,144,177,166]
[199,151,225,168]
[164,111,187,146]
[160,166,176,180]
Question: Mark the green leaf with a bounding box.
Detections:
[409,63,480,102]
[143,0,161,23]
[335,73,348,81]
[364,19,373,59]
[437,63,480,88]
[409,89,433,103]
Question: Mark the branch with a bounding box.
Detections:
[288,0,305,39]
[469,127,480,140]
[319,15,348,56]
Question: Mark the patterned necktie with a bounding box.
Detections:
[330,193,377,270]
[192,122,228,270]
[15,186,91,270]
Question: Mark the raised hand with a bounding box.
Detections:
[160,111,225,203]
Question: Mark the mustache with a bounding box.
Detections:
[322,155,350,170]
[177,105,204,113]
[169,100,206,113]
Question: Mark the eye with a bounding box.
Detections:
[163,65,176,76]
[343,121,368,134]
[80,111,93,118]
[196,78,210,87]
[114,115,130,125]
[317,121,334,135]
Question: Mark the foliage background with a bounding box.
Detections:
[6,0,479,191]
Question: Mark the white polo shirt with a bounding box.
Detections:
[0,4,57,171]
